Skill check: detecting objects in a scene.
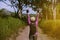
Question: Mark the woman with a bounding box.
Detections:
[27,10,39,40]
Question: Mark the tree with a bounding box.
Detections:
[0,0,56,19]
[0,0,42,18]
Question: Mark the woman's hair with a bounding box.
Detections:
[37,10,39,13]
[26,10,29,13]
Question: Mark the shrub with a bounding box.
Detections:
[0,16,26,40]
[56,3,60,19]
[39,20,60,39]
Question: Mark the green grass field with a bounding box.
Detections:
[0,16,27,40]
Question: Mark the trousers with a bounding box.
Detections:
[29,33,37,40]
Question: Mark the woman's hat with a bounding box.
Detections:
[30,16,36,22]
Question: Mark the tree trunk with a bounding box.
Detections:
[53,7,56,20]
[52,0,56,20]
[18,9,22,18]
[17,0,22,19]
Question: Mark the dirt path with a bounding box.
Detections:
[16,26,57,40]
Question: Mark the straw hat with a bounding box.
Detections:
[30,16,36,22]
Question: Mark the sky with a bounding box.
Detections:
[0,0,37,14]
[0,1,16,12]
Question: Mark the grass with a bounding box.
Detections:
[56,3,60,19]
[39,19,60,40]
[38,3,60,40]
[0,16,27,40]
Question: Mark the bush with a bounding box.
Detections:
[56,3,60,19]
[39,20,60,39]
[0,16,27,40]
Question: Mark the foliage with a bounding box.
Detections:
[0,16,27,40]
[0,0,55,19]
[39,20,60,40]
[56,3,60,19]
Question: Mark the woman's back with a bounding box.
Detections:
[29,22,36,35]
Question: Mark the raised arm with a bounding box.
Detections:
[27,10,31,25]
[35,13,39,26]
[35,13,39,33]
